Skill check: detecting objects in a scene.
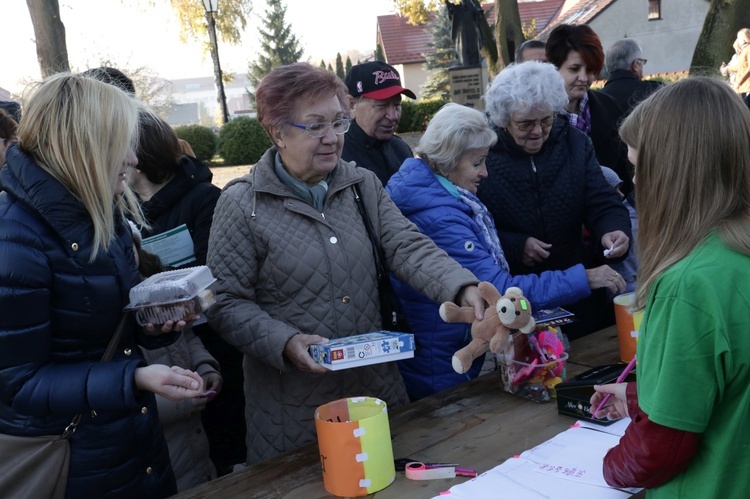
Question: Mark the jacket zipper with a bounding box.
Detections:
[530,156,549,248]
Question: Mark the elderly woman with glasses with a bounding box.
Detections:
[206,62,484,465]
[477,61,631,339]
[386,103,625,400]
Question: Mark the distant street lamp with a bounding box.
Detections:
[202,0,230,124]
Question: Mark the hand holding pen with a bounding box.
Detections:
[589,356,637,420]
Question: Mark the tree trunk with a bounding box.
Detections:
[205,10,230,124]
[494,0,524,73]
[26,0,70,77]
[691,0,750,75]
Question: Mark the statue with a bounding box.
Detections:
[445,0,484,67]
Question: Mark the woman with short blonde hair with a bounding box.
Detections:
[387,103,624,400]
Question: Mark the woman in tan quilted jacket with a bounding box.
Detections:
[206,62,484,465]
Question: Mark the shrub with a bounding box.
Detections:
[398,100,418,133]
[174,125,217,163]
[218,117,272,166]
[397,98,449,133]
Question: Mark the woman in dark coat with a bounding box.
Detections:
[546,24,631,196]
[0,73,205,498]
[131,114,246,475]
[477,62,631,339]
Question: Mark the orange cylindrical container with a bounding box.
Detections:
[613,293,640,362]
[315,397,395,497]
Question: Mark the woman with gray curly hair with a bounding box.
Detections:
[386,103,623,400]
[477,61,631,339]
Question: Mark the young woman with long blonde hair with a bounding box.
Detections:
[590,77,750,498]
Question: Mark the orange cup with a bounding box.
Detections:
[613,293,640,362]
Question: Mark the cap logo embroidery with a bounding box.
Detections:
[372,70,399,86]
[357,81,363,93]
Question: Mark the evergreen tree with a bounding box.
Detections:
[375,43,385,62]
[421,6,455,101]
[327,63,334,72]
[335,53,345,80]
[247,0,303,106]
[345,55,353,76]
[320,59,326,69]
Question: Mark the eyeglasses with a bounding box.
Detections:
[511,114,556,132]
[290,118,351,138]
[636,58,648,66]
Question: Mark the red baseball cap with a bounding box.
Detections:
[345,61,417,100]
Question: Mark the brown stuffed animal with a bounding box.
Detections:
[439,282,535,374]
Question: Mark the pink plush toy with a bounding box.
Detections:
[439,282,536,374]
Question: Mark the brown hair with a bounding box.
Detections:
[0,108,18,141]
[255,62,348,146]
[620,77,750,310]
[136,112,182,184]
[546,24,604,76]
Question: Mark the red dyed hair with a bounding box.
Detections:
[255,62,348,144]
[546,24,605,76]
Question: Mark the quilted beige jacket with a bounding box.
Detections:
[139,329,219,491]
[206,149,478,464]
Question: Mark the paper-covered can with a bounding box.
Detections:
[315,397,395,497]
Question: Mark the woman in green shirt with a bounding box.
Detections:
[590,77,750,498]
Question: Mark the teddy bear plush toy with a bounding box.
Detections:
[439,282,536,374]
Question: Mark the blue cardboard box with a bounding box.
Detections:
[309,331,415,370]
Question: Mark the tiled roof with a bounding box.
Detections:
[377,13,433,65]
[378,0,566,65]
[538,0,617,39]
[516,0,566,32]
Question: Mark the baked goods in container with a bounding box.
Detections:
[127,266,216,325]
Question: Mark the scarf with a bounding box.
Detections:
[455,184,510,272]
[274,152,330,212]
[561,91,592,134]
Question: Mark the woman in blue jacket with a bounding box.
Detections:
[0,73,205,498]
[386,103,624,401]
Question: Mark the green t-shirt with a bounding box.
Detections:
[637,234,750,498]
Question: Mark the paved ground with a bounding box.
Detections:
[209,132,422,190]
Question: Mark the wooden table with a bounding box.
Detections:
[175,326,644,498]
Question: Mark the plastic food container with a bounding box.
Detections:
[126,266,216,325]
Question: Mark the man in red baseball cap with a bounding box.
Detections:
[342,61,416,185]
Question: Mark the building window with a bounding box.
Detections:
[648,0,661,20]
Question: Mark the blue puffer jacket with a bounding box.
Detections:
[0,145,177,498]
[386,158,590,400]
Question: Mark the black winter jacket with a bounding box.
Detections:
[0,145,177,498]
[601,70,663,115]
[341,119,413,186]
[584,90,632,196]
[140,155,221,267]
[477,119,631,276]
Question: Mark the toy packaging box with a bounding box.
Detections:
[309,331,415,371]
[556,364,637,425]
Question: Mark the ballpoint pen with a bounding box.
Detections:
[591,355,637,419]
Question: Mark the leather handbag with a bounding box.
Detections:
[0,313,129,499]
[353,184,411,333]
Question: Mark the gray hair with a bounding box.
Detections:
[605,39,642,73]
[415,103,497,175]
[515,39,546,62]
[484,61,568,128]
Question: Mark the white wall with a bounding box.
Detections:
[393,63,432,101]
[591,0,710,75]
